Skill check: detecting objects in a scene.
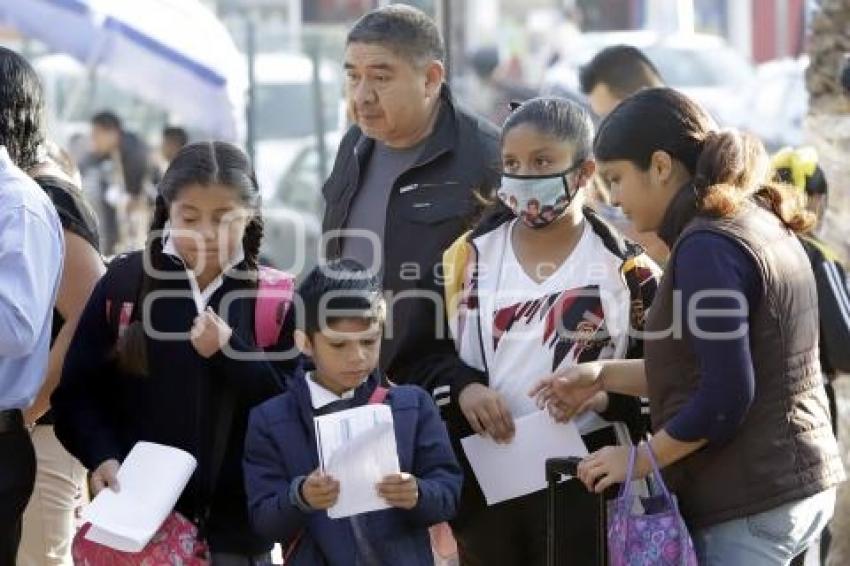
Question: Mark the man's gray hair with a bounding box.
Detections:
[346,4,445,66]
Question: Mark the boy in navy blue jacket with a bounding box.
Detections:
[243,260,462,565]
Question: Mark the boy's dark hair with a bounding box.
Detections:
[163,126,189,148]
[347,4,444,67]
[0,47,46,170]
[91,111,122,132]
[579,45,663,98]
[503,96,594,162]
[298,259,386,337]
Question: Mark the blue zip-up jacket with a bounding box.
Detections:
[243,369,462,565]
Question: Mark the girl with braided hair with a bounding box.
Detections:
[52,141,297,565]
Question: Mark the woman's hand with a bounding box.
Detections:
[191,307,232,358]
[577,445,650,493]
[529,362,604,422]
[91,459,121,496]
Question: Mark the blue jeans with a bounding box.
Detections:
[692,488,837,566]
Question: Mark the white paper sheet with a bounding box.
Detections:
[314,404,400,519]
[82,442,197,553]
[461,410,588,506]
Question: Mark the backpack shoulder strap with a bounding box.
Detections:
[368,386,389,405]
[621,254,660,342]
[255,266,295,349]
[104,252,145,338]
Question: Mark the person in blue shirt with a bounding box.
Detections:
[243,259,462,566]
[0,46,65,565]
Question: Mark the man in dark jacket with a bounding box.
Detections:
[322,5,500,390]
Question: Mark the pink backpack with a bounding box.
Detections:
[108,264,294,349]
[72,513,208,565]
[254,266,296,348]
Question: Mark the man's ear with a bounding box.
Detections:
[424,60,445,99]
[294,329,313,357]
[650,150,674,186]
[576,160,597,188]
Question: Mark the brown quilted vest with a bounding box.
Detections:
[644,187,844,528]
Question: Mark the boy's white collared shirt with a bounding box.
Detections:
[306,372,355,409]
[161,228,245,315]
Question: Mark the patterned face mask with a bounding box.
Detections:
[498,161,583,229]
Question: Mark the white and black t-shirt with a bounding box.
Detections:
[464,219,634,433]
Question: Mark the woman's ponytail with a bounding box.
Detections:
[694,130,814,232]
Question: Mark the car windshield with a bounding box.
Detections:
[254,82,340,140]
[275,142,337,217]
[644,46,752,87]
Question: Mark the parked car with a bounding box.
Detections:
[251,51,344,200]
[541,31,754,127]
[260,132,342,277]
[251,50,345,276]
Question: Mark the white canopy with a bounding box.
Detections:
[0,0,247,141]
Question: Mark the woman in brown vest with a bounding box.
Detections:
[529,88,844,565]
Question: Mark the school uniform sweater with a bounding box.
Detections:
[52,251,297,554]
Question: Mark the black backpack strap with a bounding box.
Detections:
[196,388,236,539]
[196,293,252,538]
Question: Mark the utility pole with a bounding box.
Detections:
[308,38,328,185]
[289,0,302,51]
[775,0,789,59]
[435,0,451,79]
[245,17,256,165]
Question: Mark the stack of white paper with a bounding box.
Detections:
[314,404,400,519]
[82,442,197,553]
[461,410,588,506]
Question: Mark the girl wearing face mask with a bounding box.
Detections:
[429,97,661,566]
[52,142,298,565]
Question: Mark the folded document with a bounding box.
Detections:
[82,442,197,553]
[461,410,588,506]
[315,404,400,519]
